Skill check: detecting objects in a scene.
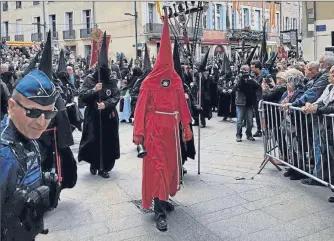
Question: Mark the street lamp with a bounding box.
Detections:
[124,1,138,58]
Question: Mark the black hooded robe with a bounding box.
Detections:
[78,75,120,171]
[217,74,236,119]
[180,83,197,164]
[39,95,78,189]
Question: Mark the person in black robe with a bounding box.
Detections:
[217,53,236,122]
[27,32,77,210]
[210,64,219,112]
[217,72,236,122]
[193,50,212,128]
[173,39,198,175]
[78,32,120,179]
[129,43,152,122]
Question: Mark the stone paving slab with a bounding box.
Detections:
[37,114,334,241]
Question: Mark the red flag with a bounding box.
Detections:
[90,35,111,68]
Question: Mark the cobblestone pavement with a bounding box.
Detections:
[37,114,334,241]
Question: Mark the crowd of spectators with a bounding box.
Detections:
[255,52,334,200]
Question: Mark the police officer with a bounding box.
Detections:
[0,31,59,241]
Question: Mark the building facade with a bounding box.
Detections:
[1,1,303,61]
[0,1,145,60]
[302,2,334,61]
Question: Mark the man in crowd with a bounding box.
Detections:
[0,41,59,240]
[234,65,260,142]
[250,60,263,137]
[304,61,321,88]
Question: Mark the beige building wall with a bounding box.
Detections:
[1,1,144,60]
[301,2,334,61]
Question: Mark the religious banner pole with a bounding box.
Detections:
[198,72,202,175]
[92,26,104,174]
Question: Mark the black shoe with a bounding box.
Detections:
[222,117,228,121]
[253,131,262,137]
[90,167,97,175]
[128,119,132,123]
[155,214,167,231]
[290,172,302,180]
[154,198,167,231]
[247,136,255,141]
[98,170,110,178]
[165,201,175,212]
[193,122,199,126]
[120,120,126,123]
[236,136,242,142]
[182,167,188,175]
[328,196,334,203]
[201,123,206,128]
[283,168,293,177]
[301,178,324,186]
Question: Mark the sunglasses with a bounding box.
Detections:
[15,100,58,120]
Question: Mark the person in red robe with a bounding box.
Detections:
[133,11,193,232]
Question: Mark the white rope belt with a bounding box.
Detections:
[154,110,183,188]
[155,111,179,116]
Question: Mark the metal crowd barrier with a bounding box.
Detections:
[257,100,334,191]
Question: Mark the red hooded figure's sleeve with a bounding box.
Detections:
[133,88,149,136]
[178,89,192,126]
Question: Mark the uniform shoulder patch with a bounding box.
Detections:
[161,79,171,88]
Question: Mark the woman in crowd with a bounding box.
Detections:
[279,73,306,180]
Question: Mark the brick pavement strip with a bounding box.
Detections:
[37,114,334,241]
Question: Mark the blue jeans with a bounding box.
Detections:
[236,106,253,137]
[312,123,322,178]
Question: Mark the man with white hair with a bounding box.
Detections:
[290,52,334,108]
[304,61,320,84]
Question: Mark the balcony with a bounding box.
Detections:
[14,34,24,41]
[63,30,76,40]
[31,33,43,42]
[3,2,8,11]
[80,28,93,39]
[226,29,265,41]
[144,23,203,41]
[1,36,10,41]
[51,31,58,40]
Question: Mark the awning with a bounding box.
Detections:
[5,41,40,47]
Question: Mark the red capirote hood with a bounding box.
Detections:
[140,11,183,91]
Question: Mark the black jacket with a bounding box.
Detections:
[234,74,260,107]
[262,83,287,103]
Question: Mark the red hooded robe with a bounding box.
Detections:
[133,12,192,209]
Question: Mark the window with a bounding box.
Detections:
[16,19,22,35]
[285,17,289,30]
[231,6,236,29]
[33,1,40,5]
[65,12,73,31]
[1,22,9,36]
[276,13,280,33]
[4,22,8,36]
[2,1,8,11]
[16,1,22,9]
[84,45,91,58]
[216,4,221,30]
[49,15,56,36]
[293,18,297,29]
[148,3,154,31]
[211,4,215,29]
[254,10,261,31]
[243,8,250,28]
[202,11,207,29]
[34,16,41,34]
[265,9,270,32]
[83,10,91,29]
